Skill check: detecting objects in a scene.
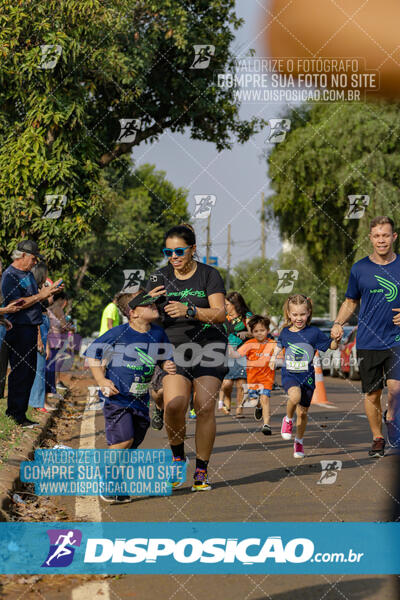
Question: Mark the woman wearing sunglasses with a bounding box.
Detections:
[147,223,228,491]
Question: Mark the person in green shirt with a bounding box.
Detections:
[99,294,121,336]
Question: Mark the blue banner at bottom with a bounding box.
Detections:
[0,522,398,574]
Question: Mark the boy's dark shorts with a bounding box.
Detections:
[283,376,314,408]
[357,346,400,394]
[103,402,149,446]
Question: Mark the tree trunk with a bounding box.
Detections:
[75,252,90,290]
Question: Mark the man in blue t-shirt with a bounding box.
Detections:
[1,240,62,427]
[331,216,400,457]
[85,289,176,504]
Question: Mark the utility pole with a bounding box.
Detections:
[205,213,211,264]
[329,285,337,321]
[261,192,266,260]
[226,223,231,290]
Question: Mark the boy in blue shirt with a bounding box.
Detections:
[85,289,175,504]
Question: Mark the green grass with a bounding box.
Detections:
[0,398,36,468]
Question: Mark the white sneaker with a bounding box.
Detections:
[47,393,64,401]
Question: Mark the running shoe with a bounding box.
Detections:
[261,424,272,435]
[293,440,304,458]
[189,408,196,419]
[368,437,385,458]
[170,456,189,489]
[254,405,263,421]
[191,468,211,492]
[280,417,293,440]
[99,494,132,504]
[151,406,164,431]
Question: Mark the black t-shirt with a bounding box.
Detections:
[146,261,227,346]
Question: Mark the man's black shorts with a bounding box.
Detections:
[357,346,400,394]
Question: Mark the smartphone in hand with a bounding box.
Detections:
[149,273,163,289]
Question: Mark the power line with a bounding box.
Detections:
[197,238,261,247]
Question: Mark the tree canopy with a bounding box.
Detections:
[233,245,331,319]
[0,0,262,260]
[59,160,189,335]
[266,101,400,287]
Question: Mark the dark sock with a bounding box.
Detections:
[171,443,185,460]
[196,458,208,471]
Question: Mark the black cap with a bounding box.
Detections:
[128,290,165,310]
[17,240,45,260]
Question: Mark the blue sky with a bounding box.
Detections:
[135,0,286,269]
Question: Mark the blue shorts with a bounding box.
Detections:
[283,377,314,408]
[248,387,271,399]
[103,402,149,446]
[225,357,247,380]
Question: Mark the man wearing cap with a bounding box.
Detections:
[1,240,63,427]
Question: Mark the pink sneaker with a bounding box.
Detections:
[293,441,304,458]
[281,417,293,440]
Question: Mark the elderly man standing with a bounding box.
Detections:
[2,240,62,427]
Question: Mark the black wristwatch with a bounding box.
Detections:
[185,304,197,319]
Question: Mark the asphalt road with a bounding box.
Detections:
[91,376,395,523]
[54,373,398,600]
[1,378,397,600]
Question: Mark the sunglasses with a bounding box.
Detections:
[162,246,191,258]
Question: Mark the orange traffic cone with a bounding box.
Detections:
[311,351,332,406]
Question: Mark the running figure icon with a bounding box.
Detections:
[46,531,77,566]
[42,529,82,568]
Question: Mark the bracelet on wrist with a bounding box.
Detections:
[333,321,343,327]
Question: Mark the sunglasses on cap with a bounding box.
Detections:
[162,246,191,258]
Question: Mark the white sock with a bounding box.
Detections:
[295,438,303,444]
[285,416,293,423]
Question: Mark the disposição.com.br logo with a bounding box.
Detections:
[41,529,82,568]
